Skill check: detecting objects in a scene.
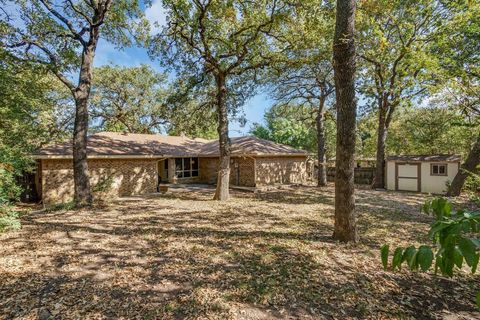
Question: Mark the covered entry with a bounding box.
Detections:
[395,163,420,192]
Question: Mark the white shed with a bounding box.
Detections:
[386,155,461,194]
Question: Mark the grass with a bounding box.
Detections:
[0,185,479,319]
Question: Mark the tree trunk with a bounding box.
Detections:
[373,105,388,189]
[332,0,358,242]
[447,131,480,196]
[72,42,97,207]
[317,97,327,187]
[213,72,230,201]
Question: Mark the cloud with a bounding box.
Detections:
[144,0,167,34]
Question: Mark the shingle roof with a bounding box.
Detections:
[35,132,307,158]
[387,154,461,162]
[200,136,307,156]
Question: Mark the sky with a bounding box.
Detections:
[93,0,271,137]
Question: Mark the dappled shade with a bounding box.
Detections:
[1,186,478,319]
[35,132,308,158]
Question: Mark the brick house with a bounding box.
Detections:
[33,132,308,204]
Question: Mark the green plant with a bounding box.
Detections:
[381,198,480,308]
[0,166,22,205]
[0,206,21,233]
[464,169,480,194]
[0,166,22,233]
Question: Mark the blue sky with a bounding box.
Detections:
[93,0,271,137]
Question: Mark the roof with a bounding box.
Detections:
[386,154,461,162]
[34,132,307,159]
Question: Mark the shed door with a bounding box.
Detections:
[395,163,420,192]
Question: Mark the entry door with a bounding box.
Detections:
[395,163,420,192]
[231,158,240,185]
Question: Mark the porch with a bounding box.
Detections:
[156,156,256,189]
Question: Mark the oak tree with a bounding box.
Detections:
[1,0,147,206]
[265,0,335,186]
[90,64,169,134]
[332,0,358,242]
[430,1,480,196]
[153,0,288,200]
[357,0,441,189]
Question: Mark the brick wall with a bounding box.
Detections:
[41,159,158,204]
[198,157,256,187]
[255,156,307,185]
[41,155,307,203]
[199,157,219,184]
[230,157,256,187]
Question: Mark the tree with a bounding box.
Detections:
[387,107,479,156]
[1,0,147,206]
[90,65,169,134]
[0,49,70,226]
[429,1,480,196]
[448,133,480,196]
[250,103,336,158]
[264,0,335,186]
[251,104,317,152]
[90,65,219,137]
[163,74,219,139]
[268,59,335,187]
[357,0,441,189]
[332,0,358,242]
[356,107,479,159]
[154,0,287,200]
[0,49,72,171]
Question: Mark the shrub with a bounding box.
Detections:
[0,206,21,233]
[0,165,22,204]
[381,198,479,308]
[464,170,480,197]
[0,166,22,233]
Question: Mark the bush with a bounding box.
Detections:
[381,198,479,308]
[464,170,480,194]
[0,166,22,233]
[0,206,21,233]
[0,165,22,204]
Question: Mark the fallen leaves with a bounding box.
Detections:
[0,185,478,319]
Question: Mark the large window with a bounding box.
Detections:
[175,157,199,178]
[431,163,447,176]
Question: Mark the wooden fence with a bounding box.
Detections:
[326,167,375,185]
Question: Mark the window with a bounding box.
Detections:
[431,163,447,176]
[175,157,199,178]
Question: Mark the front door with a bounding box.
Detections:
[231,158,240,185]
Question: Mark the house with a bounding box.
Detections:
[385,155,461,194]
[33,132,308,204]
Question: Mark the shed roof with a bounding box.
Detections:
[34,132,307,159]
[386,154,461,162]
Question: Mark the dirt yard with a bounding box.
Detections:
[1,185,479,319]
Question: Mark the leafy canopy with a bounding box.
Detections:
[251,104,336,155]
[1,0,148,92]
[90,64,170,134]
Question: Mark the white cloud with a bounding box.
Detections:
[145,0,167,34]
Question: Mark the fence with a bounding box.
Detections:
[326,167,375,185]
